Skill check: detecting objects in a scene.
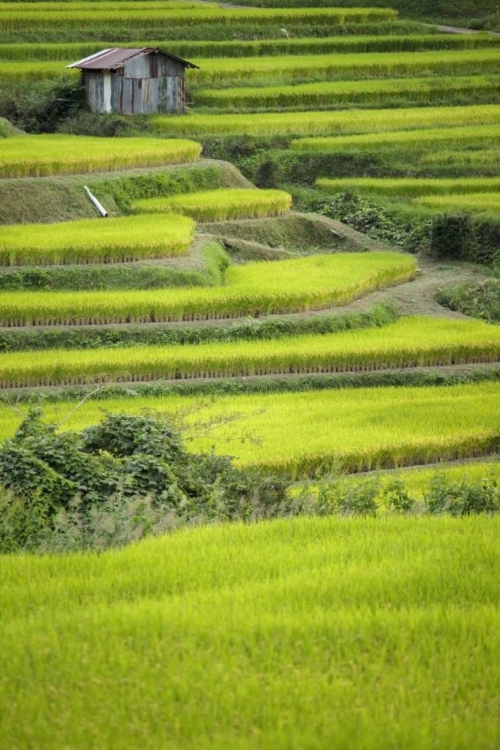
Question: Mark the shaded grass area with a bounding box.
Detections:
[1,518,500,748]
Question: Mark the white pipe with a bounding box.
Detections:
[84,186,108,217]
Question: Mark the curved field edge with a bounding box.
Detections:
[1,517,500,749]
[0,382,499,477]
[0,252,416,326]
[0,317,499,388]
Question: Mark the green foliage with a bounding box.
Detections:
[0,76,83,133]
[0,409,289,552]
[425,471,500,515]
[437,274,500,324]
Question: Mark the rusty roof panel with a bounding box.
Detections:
[67,47,199,71]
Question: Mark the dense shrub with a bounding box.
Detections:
[0,78,84,133]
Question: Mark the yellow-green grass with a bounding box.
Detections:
[0,135,201,177]
[151,103,500,137]
[0,252,415,326]
[194,75,500,110]
[415,192,500,213]
[0,214,195,266]
[132,188,292,222]
[2,33,498,62]
[316,177,500,198]
[0,7,397,29]
[0,1,211,10]
[3,518,500,749]
[0,61,79,82]
[291,125,500,154]
[2,317,499,388]
[420,148,500,166]
[187,49,500,86]
[0,382,498,475]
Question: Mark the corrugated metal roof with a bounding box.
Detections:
[67,47,199,70]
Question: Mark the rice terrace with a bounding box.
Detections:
[0,0,500,745]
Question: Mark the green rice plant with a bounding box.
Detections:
[0,135,201,177]
[1,33,498,61]
[0,60,79,81]
[0,252,416,326]
[2,517,500,747]
[291,125,500,154]
[316,177,500,198]
[152,104,500,136]
[0,8,397,30]
[0,214,195,266]
[187,49,500,86]
[132,188,292,221]
[0,382,498,475]
[415,192,500,212]
[0,1,210,10]
[1,317,499,388]
[194,75,500,110]
[420,148,500,167]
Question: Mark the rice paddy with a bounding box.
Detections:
[0,135,202,177]
[0,214,196,266]
[0,252,416,325]
[194,75,500,110]
[151,104,500,137]
[415,192,500,212]
[132,188,292,221]
[2,517,499,749]
[0,317,498,388]
[316,177,500,197]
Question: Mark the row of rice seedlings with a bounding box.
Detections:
[0,61,79,81]
[0,8,397,29]
[420,148,500,167]
[0,2,209,10]
[0,252,416,326]
[151,103,500,137]
[1,33,497,61]
[1,317,499,388]
[291,125,500,154]
[187,49,500,86]
[132,188,292,222]
[0,135,201,177]
[194,75,500,111]
[0,214,195,266]
[16,382,498,476]
[414,192,500,212]
[315,177,500,198]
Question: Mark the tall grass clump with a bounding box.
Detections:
[132,188,292,221]
[316,177,500,197]
[0,252,416,325]
[0,134,201,177]
[1,317,499,388]
[152,104,500,136]
[0,214,195,265]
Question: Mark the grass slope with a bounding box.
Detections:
[1,518,500,749]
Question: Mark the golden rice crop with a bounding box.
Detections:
[0,252,416,326]
[0,8,396,29]
[0,61,79,82]
[151,104,500,137]
[3,33,497,62]
[420,148,500,166]
[132,188,292,221]
[291,125,500,153]
[316,177,500,198]
[1,317,499,388]
[0,382,497,476]
[414,192,500,212]
[187,49,500,86]
[0,214,195,266]
[194,75,500,110]
[0,135,201,177]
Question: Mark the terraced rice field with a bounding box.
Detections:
[316,177,500,197]
[0,135,201,177]
[0,214,196,265]
[415,192,500,212]
[132,188,292,221]
[0,316,498,388]
[0,252,416,325]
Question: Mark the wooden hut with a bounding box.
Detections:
[67,48,199,115]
